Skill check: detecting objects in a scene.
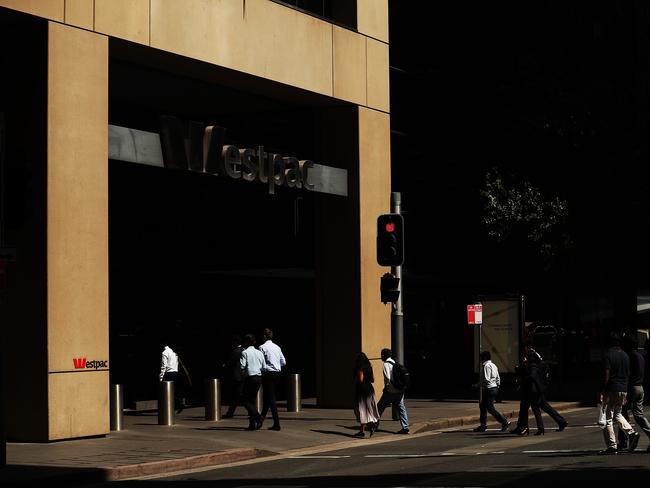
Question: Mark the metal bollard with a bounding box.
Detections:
[205,378,221,421]
[287,373,301,412]
[256,385,264,413]
[158,381,175,426]
[110,384,124,431]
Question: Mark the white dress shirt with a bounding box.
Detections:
[382,358,401,394]
[481,359,501,389]
[240,346,265,377]
[159,346,179,381]
[259,340,286,372]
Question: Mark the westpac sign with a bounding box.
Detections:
[109,116,348,197]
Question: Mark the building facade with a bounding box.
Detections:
[0,0,391,442]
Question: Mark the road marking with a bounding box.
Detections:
[522,449,577,453]
[365,454,430,458]
[289,455,351,459]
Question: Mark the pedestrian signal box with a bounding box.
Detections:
[380,272,400,304]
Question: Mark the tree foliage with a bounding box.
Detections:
[480,167,572,270]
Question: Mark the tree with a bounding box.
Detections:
[480,167,572,271]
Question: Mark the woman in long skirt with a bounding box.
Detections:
[353,352,380,438]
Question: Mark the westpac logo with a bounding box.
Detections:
[72,358,108,370]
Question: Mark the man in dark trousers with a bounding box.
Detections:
[600,332,639,454]
[618,335,650,451]
[240,334,265,430]
[259,328,286,431]
[223,335,244,419]
[473,351,510,432]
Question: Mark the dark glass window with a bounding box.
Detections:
[271,0,357,30]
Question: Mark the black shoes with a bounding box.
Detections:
[510,427,529,436]
[268,425,281,431]
[629,431,640,452]
[557,421,568,432]
[396,428,410,435]
[473,425,487,432]
[534,429,545,436]
[500,421,511,432]
[353,431,365,438]
[599,447,618,455]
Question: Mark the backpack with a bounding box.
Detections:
[391,361,411,390]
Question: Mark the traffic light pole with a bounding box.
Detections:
[390,192,404,365]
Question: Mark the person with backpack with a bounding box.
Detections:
[375,348,410,434]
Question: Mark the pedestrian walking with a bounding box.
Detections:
[222,335,244,419]
[473,351,510,432]
[240,333,265,431]
[617,335,650,451]
[510,346,567,435]
[353,352,379,438]
[259,328,286,431]
[599,332,640,454]
[376,348,410,434]
[159,340,185,414]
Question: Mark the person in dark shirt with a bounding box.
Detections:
[617,335,650,451]
[599,332,639,454]
[222,335,244,419]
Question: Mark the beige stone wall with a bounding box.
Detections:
[0,0,390,112]
[0,0,63,21]
[64,0,94,30]
[358,107,392,372]
[47,21,109,439]
[357,0,389,42]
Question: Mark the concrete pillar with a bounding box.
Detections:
[315,106,391,407]
[3,20,109,442]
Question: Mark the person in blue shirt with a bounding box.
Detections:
[240,334,265,430]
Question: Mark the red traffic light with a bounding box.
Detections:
[385,222,395,233]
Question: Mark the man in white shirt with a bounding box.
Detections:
[159,342,183,414]
[376,348,410,434]
[473,350,510,432]
[259,328,286,431]
[240,334,266,430]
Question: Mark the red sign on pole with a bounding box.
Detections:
[467,303,483,325]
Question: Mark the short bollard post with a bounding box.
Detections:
[287,373,301,412]
[110,384,124,431]
[158,380,175,426]
[256,385,264,414]
[205,378,221,421]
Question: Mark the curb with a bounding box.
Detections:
[107,448,270,481]
[411,401,587,434]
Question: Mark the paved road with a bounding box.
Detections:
[105,409,650,487]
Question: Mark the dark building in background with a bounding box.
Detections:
[389,1,650,398]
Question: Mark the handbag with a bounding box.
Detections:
[597,401,606,428]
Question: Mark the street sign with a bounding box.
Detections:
[467,303,483,325]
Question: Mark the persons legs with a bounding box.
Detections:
[484,387,508,426]
[242,375,262,429]
[262,371,281,428]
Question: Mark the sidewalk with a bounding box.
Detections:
[1,398,587,486]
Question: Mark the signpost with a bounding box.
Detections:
[468,303,483,404]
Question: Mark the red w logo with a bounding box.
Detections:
[73,358,87,369]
